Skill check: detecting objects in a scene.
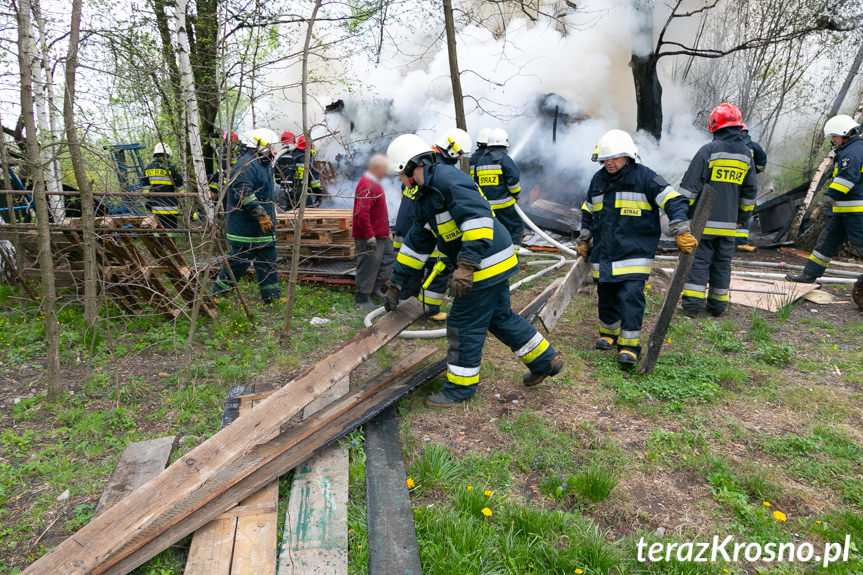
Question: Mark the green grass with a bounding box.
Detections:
[406,444,461,493]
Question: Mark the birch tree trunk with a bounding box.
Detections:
[31,0,64,221]
[176,0,214,223]
[280,0,322,338]
[15,0,62,397]
[64,0,99,329]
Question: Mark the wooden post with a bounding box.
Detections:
[638,184,716,374]
[442,0,469,174]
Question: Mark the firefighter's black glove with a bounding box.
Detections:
[366,236,378,251]
[383,284,400,312]
[451,262,477,299]
[257,213,274,234]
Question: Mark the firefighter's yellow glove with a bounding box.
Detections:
[257,213,274,234]
[676,232,698,254]
[576,242,589,258]
[450,263,476,298]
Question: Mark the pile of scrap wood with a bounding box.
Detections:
[0,214,216,318]
[275,208,355,259]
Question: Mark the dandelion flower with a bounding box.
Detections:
[575,570,583,574]
[467,485,473,491]
[773,510,787,522]
[723,570,728,573]
[763,501,771,507]
[406,477,415,488]
[816,520,822,524]
[481,507,492,517]
[484,490,493,497]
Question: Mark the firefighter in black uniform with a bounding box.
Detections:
[392,127,474,320]
[383,134,563,408]
[212,128,281,303]
[679,103,758,317]
[578,130,695,365]
[469,127,491,178]
[736,124,768,252]
[471,128,524,250]
[142,143,184,230]
[788,115,863,283]
[278,134,322,208]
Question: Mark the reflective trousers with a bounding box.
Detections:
[443,280,557,401]
[597,279,646,355]
[682,236,735,316]
[213,243,280,303]
[804,214,863,278]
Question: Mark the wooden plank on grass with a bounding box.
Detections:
[99,347,439,575]
[279,377,350,575]
[94,436,175,518]
[638,185,716,375]
[23,299,426,575]
[185,390,280,575]
[364,406,422,575]
[231,395,279,575]
[184,385,254,575]
[539,258,591,332]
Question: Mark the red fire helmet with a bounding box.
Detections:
[708,103,744,133]
[281,130,296,145]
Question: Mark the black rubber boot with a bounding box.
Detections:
[595,337,614,350]
[425,392,462,408]
[786,272,817,284]
[617,349,638,365]
[523,355,564,387]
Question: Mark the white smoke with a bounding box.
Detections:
[258,0,711,218]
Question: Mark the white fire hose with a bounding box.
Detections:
[363,207,574,339]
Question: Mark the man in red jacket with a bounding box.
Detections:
[353,154,395,307]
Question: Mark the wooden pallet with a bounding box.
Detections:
[0,217,216,318]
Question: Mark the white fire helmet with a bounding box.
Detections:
[476,127,492,146]
[386,134,432,174]
[241,128,279,150]
[435,128,473,159]
[824,115,859,138]
[593,129,638,162]
[487,128,509,147]
[153,143,172,157]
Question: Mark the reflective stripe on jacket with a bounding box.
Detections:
[392,161,517,291]
[225,150,277,246]
[581,162,690,282]
[141,158,183,209]
[826,136,863,213]
[470,147,521,206]
[678,127,757,238]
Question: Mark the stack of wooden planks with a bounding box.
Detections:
[276,209,355,259]
[0,215,217,318]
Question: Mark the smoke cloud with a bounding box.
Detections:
[259,1,711,218]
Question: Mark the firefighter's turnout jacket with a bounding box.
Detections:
[680,127,758,315]
[470,146,524,245]
[224,150,277,247]
[679,127,758,238]
[142,157,184,216]
[392,160,556,401]
[581,162,690,283]
[803,135,863,277]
